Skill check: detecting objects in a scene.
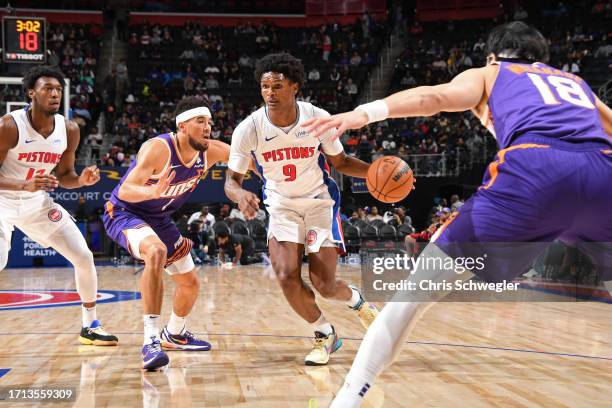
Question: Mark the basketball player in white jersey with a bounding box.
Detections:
[225,52,379,366]
[0,66,118,346]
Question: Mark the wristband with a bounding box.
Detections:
[355,100,389,124]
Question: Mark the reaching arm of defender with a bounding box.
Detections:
[303,67,487,140]
[595,95,612,138]
[0,115,58,192]
[117,139,175,202]
[55,120,100,189]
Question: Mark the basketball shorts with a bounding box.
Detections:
[0,193,73,250]
[265,189,346,254]
[432,136,612,282]
[103,202,194,274]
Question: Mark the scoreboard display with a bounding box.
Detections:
[2,16,46,63]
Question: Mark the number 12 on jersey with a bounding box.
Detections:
[25,168,46,180]
[282,164,296,181]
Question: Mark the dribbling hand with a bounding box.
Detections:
[238,190,260,220]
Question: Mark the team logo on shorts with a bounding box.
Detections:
[307,229,318,246]
[48,209,62,222]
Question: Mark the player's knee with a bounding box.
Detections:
[181,272,200,292]
[142,242,167,266]
[277,269,301,291]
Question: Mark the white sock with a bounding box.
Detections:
[82,305,97,328]
[345,287,362,309]
[311,313,333,336]
[143,314,161,345]
[167,311,187,335]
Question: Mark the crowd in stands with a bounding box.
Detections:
[96,16,388,167]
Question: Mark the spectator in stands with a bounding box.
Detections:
[308,67,321,82]
[188,220,213,264]
[218,203,231,220]
[87,127,103,160]
[216,230,261,265]
[450,195,464,211]
[188,205,216,228]
[367,206,383,222]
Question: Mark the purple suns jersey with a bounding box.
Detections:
[108,133,208,219]
[482,61,609,149]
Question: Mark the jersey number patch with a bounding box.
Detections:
[282,164,296,182]
[526,74,595,109]
[25,168,46,180]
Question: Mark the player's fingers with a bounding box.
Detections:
[301,117,318,128]
[167,170,176,183]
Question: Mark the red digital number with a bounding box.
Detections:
[19,32,38,51]
[282,164,296,181]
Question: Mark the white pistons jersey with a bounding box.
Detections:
[0,107,68,198]
[229,101,344,201]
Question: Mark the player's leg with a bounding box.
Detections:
[269,237,320,322]
[332,145,571,407]
[18,201,118,346]
[159,248,211,351]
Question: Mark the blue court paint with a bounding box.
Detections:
[0,369,10,378]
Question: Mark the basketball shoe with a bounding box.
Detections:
[160,327,212,351]
[79,320,118,346]
[348,285,379,329]
[142,338,169,370]
[304,327,342,366]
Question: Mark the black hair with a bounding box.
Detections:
[22,65,65,102]
[254,52,305,87]
[174,96,211,118]
[216,230,229,239]
[485,21,549,63]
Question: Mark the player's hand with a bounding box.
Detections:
[78,165,100,186]
[302,109,369,142]
[237,190,260,220]
[152,166,175,199]
[22,174,59,192]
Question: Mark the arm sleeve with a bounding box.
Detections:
[228,117,257,174]
[311,105,344,156]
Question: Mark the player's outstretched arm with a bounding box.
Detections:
[0,115,58,192]
[117,139,174,202]
[303,67,487,141]
[224,169,260,220]
[595,96,612,138]
[56,120,100,189]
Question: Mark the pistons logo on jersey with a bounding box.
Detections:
[48,209,63,222]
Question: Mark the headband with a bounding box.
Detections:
[175,107,212,126]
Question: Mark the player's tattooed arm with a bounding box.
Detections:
[117,139,174,202]
[224,169,260,220]
[0,115,58,192]
[55,120,100,189]
[326,151,370,178]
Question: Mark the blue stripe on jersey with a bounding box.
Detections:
[251,151,267,202]
[317,153,346,252]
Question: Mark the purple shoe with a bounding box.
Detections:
[142,338,169,370]
[160,327,212,351]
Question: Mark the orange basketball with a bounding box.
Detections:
[366,156,414,203]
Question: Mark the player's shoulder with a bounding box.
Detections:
[234,109,262,134]
[0,113,18,132]
[0,113,19,148]
[65,117,79,134]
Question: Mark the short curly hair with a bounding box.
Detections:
[22,65,65,102]
[254,52,305,87]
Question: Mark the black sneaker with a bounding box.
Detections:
[79,320,118,346]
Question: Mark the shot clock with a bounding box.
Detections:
[2,16,46,63]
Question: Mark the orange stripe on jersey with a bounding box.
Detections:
[602,149,612,155]
[482,143,549,190]
[105,202,115,219]
[430,211,459,243]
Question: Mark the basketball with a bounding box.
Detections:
[366,156,414,203]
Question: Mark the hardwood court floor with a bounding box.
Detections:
[0,263,610,407]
